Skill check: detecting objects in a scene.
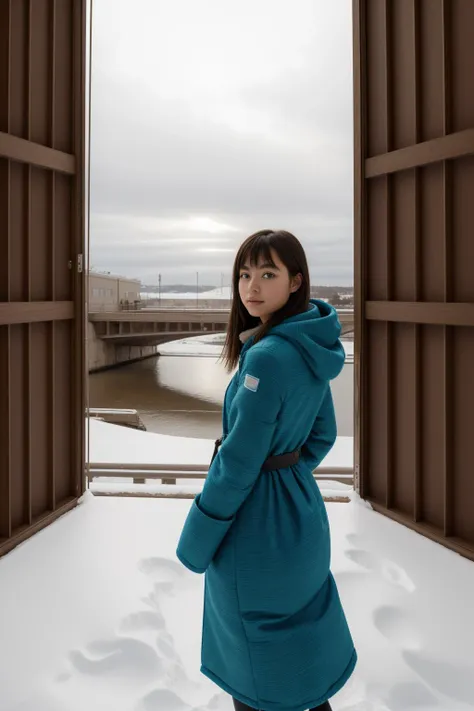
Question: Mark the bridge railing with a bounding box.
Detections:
[86,461,354,488]
[93,301,355,315]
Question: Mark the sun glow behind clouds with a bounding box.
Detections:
[183,217,240,234]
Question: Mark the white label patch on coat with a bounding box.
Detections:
[244,374,260,392]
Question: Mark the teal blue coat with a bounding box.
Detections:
[177,300,356,711]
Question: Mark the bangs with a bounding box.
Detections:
[239,235,277,270]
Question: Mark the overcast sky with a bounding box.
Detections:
[90,0,353,287]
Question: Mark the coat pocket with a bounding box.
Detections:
[176,494,234,574]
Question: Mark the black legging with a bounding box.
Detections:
[232,698,332,711]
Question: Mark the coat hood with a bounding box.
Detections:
[269,299,345,381]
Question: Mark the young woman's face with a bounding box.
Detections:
[238,248,302,323]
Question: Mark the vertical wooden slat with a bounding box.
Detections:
[0,327,12,539]
[442,0,453,537]
[385,197,393,509]
[50,0,56,149]
[50,0,56,511]
[50,318,56,510]
[0,0,11,539]
[413,0,422,522]
[25,0,32,526]
[71,0,86,499]
[0,0,12,532]
[352,0,368,497]
[384,0,394,509]
[85,0,94,477]
[413,260,422,515]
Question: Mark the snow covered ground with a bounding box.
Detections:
[1,491,473,711]
[1,421,471,710]
[157,334,226,358]
[87,419,353,471]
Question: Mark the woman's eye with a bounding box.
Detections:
[239,273,249,279]
[263,272,276,279]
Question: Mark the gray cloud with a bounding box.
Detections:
[89,0,354,286]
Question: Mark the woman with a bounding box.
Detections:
[177,230,356,711]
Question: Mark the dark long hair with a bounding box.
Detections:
[221,230,311,371]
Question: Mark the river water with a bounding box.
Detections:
[89,347,353,439]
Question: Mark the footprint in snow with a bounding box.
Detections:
[345,533,365,547]
[207,692,233,710]
[139,556,185,584]
[373,605,422,650]
[386,681,440,708]
[344,548,379,571]
[333,570,367,588]
[402,650,474,707]
[344,548,415,592]
[55,670,71,682]
[138,688,191,711]
[157,634,180,662]
[142,579,182,611]
[119,609,166,634]
[69,636,163,680]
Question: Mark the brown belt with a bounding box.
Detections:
[210,437,300,471]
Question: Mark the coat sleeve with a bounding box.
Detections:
[176,347,284,574]
[301,384,337,472]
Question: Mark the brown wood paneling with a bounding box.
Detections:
[0,302,74,325]
[419,163,445,301]
[30,165,49,300]
[54,0,73,154]
[30,0,49,147]
[392,170,417,301]
[452,156,474,303]
[354,0,474,559]
[419,325,445,530]
[366,178,389,302]
[55,172,74,300]
[0,326,11,539]
[0,131,76,173]
[365,128,474,177]
[392,323,416,515]
[452,328,474,543]
[54,319,73,504]
[71,0,86,507]
[9,0,28,140]
[8,161,28,301]
[366,321,388,503]
[366,301,474,327]
[451,0,474,133]
[0,3,9,133]
[9,325,28,532]
[419,0,444,142]
[391,0,417,151]
[30,322,49,518]
[0,0,85,558]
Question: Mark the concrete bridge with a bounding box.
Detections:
[90,308,355,346]
[88,307,354,371]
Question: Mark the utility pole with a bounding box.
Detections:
[196,271,199,308]
[158,273,162,307]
